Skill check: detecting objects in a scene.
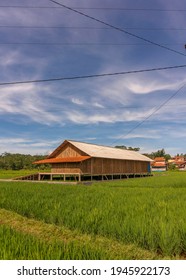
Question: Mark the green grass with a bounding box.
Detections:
[0,225,105,260]
[0,171,186,259]
[0,169,42,179]
[0,209,158,260]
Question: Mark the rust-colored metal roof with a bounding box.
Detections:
[174,160,186,166]
[152,162,167,167]
[33,156,91,164]
[153,157,166,162]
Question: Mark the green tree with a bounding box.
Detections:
[144,149,171,161]
[115,145,140,151]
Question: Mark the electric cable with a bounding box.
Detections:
[49,0,186,57]
[110,83,186,145]
[0,42,184,47]
[0,64,185,86]
[0,25,185,31]
[1,5,186,12]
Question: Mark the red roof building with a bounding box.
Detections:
[168,156,186,170]
[151,157,167,172]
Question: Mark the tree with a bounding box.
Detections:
[115,145,140,151]
[115,145,127,150]
[144,149,171,161]
[127,147,140,151]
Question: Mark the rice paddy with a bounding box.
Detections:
[0,171,186,259]
[0,224,105,260]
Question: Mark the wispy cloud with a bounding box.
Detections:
[0,137,61,154]
[71,98,84,105]
[0,84,61,125]
[0,0,186,154]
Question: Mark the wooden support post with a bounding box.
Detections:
[90,159,93,181]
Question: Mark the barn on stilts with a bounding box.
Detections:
[30,140,152,182]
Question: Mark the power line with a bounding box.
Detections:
[0,42,184,47]
[1,5,186,12]
[111,83,186,144]
[49,0,186,57]
[0,64,185,86]
[66,8,186,12]
[0,25,185,31]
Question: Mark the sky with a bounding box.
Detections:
[0,0,186,156]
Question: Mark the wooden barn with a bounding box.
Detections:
[33,140,152,181]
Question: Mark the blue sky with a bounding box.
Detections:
[0,0,186,155]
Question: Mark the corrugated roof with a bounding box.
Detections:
[153,157,166,161]
[33,156,91,164]
[66,140,152,162]
[152,162,166,167]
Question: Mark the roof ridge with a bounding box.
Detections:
[68,139,138,151]
[47,139,152,162]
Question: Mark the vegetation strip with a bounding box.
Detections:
[0,208,159,260]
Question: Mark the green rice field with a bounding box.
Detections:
[0,171,186,259]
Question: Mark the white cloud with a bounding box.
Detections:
[92,102,105,108]
[71,98,84,105]
[110,128,162,140]
[0,50,20,67]
[0,138,31,145]
[0,84,61,125]
[65,106,156,124]
[126,79,178,94]
[0,137,61,155]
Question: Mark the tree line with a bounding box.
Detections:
[0,153,49,170]
[143,148,172,161]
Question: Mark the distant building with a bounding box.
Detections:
[178,162,186,171]
[168,156,186,170]
[151,157,167,172]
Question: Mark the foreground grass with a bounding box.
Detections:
[0,171,186,258]
[0,209,159,260]
[0,225,104,260]
[0,169,43,179]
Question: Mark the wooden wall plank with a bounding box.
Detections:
[51,158,149,175]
